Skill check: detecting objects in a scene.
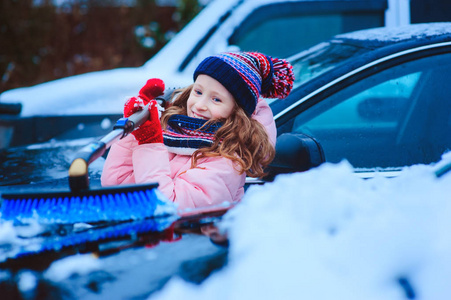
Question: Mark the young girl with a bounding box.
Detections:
[101,52,294,210]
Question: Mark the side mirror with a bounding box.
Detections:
[0,102,22,115]
[265,133,325,180]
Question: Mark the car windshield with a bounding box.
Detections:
[289,40,370,89]
[0,138,103,194]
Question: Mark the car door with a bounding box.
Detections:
[282,46,451,171]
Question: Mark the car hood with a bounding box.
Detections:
[0,67,190,117]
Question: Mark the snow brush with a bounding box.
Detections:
[0,78,177,224]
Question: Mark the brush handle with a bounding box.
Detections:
[69,104,151,191]
[68,87,177,192]
[435,161,451,178]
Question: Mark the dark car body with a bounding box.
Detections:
[1,23,451,299]
[267,22,451,179]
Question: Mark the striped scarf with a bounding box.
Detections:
[163,114,223,155]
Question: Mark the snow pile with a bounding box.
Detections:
[44,254,101,282]
[0,221,47,262]
[152,155,451,300]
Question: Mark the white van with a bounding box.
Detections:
[0,0,406,146]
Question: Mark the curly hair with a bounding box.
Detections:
[160,85,275,178]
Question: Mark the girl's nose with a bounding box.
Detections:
[196,97,208,110]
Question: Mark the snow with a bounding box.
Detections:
[0,67,157,116]
[337,22,451,42]
[1,154,449,298]
[17,271,37,293]
[151,154,451,300]
[44,254,102,282]
[0,221,47,262]
[0,1,450,296]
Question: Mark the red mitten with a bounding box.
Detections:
[123,78,165,117]
[131,100,164,144]
[124,96,145,118]
[139,78,165,102]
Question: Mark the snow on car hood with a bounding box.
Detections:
[0,67,154,116]
[152,153,451,300]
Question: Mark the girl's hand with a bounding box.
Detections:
[123,78,165,117]
[123,78,165,144]
[130,100,164,144]
[124,96,146,118]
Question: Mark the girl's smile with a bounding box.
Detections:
[191,111,208,120]
[187,74,236,120]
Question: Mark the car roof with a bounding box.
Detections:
[335,22,451,45]
[331,22,451,54]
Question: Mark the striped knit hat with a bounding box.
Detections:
[193,52,295,115]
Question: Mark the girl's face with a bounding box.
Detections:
[187,74,236,120]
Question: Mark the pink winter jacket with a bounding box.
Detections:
[101,99,276,210]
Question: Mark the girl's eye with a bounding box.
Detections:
[212,97,221,103]
[194,89,202,95]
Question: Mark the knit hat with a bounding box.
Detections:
[193,52,295,115]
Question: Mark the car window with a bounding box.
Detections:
[299,72,421,130]
[289,42,370,89]
[231,14,343,58]
[228,3,384,58]
[291,52,451,169]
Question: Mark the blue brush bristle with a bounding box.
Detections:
[0,184,177,224]
[12,215,179,259]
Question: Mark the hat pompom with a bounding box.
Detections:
[262,57,294,99]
